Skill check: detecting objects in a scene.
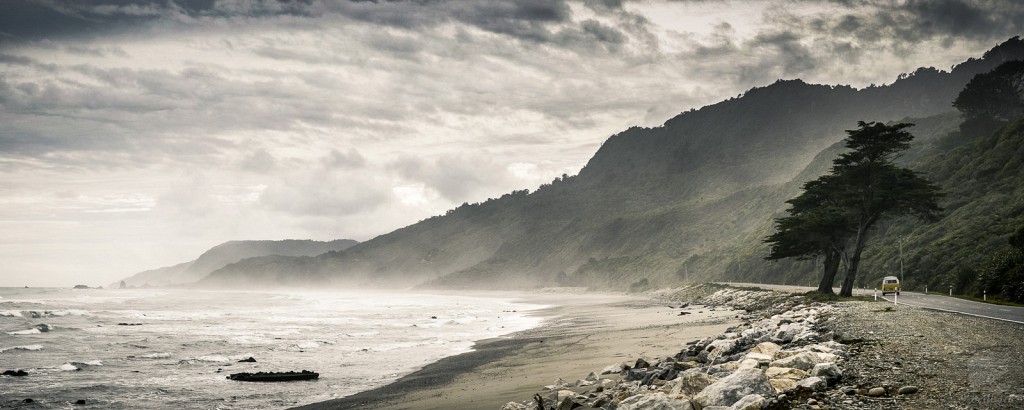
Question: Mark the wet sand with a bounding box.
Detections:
[293,291,741,410]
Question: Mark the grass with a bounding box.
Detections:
[872,306,896,313]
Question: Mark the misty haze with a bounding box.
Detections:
[3,1,1024,409]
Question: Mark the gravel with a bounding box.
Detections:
[801,300,1024,409]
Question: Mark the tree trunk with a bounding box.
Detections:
[816,250,841,294]
[840,225,870,297]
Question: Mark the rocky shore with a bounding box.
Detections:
[501,285,1024,410]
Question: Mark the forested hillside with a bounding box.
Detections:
[201,38,1024,292]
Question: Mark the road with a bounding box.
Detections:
[881,291,1024,324]
[721,282,1024,325]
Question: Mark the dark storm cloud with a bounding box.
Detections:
[663,0,1024,91]
[813,0,1024,44]
[1,0,635,50]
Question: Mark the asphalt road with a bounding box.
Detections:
[881,291,1024,324]
[721,282,1024,325]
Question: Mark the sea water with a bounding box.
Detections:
[0,287,544,409]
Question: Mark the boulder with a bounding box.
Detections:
[706,339,739,356]
[585,371,599,382]
[764,367,807,380]
[811,362,842,383]
[500,402,528,410]
[663,370,719,397]
[743,352,773,366]
[796,376,827,392]
[692,368,773,410]
[729,394,766,410]
[769,351,837,371]
[602,364,625,375]
[898,385,919,395]
[618,392,693,410]
[768,378,796,393]
[748,342,781,357]
[736,359,760,370]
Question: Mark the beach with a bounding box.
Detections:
[295,290,742,410]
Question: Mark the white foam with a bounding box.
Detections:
[132,352,171,359]
[0,310,18,316]
[0,344,44,353]
[60,363,79,371]
[195,355,229,363]
[7,328,41,335]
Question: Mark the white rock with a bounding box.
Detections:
[663,370,718,397]
[764,367,808,380]
[811,362,842,382]
[729,394,767,410]
[744,352,774,365]
[706,339,739,355]
[500,401,528,410]
[770,351,838,371]
[618,392,693,410]
[768,378,797,393]
[796,376,827,392]
[603,364,624,374]
[749,342,781,357]
[692,368,773,410]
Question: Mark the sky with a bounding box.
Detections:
[1,0,1022,287]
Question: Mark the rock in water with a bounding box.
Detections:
[3,370,29,377]
[238,357,257,363]
[119,280,128,289]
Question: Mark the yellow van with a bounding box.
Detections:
[881,276,901,296]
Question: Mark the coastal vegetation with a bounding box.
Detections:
[764,122,944,296]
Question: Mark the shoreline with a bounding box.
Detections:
[293,291,743,410]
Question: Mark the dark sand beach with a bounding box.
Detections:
[294,292,741,410]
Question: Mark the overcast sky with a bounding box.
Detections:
[1,0,1021,286]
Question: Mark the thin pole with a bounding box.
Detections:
[899,236,904,285]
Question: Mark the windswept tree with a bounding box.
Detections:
[766,121,944,296]
[766,176,852,294]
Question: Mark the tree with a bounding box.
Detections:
[765,176,852,295]
[953,60,1024,136]
[765,121,944,297]
[830,122,944,296]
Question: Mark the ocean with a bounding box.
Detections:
[0,287,544,409]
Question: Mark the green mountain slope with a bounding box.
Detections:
[201,38,1024,291]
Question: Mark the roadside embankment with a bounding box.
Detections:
[503,284,1024,409]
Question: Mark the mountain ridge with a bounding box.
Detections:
[117,239,358,288]
[200,37,1024,291]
